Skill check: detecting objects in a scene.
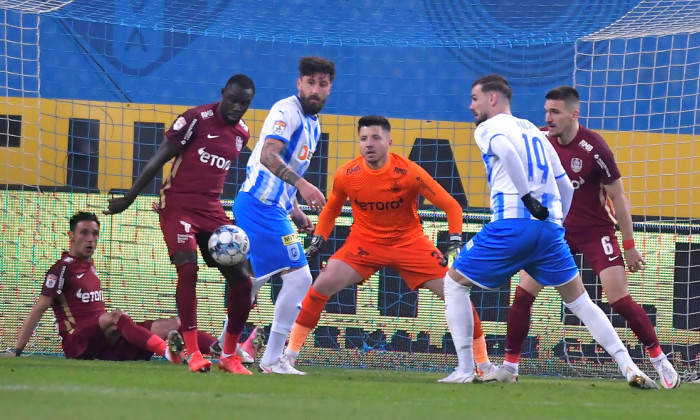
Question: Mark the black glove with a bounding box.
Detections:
[305,235,326,259]
[521,193,549,221]
[441,233,463,267]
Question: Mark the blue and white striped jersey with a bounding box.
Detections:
[240,95,321,212]
[474,113,567,224]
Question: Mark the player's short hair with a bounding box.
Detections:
[69,211,100,232]
[545,85,580,110]
[225,74,255,94]
[473,74,512,101]
[357,115,391,133]
[299,56,336,82]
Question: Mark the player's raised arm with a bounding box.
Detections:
[4,294,52,357]
[104,139,180,215]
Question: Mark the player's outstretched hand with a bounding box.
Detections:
[296,181,326,212]
[521,193,549,221]
[305,235,326,259]
[441,233,463,267]
[291,207,315,234]
[104,196,135,215]
[624,248,646,273]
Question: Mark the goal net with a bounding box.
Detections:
[0,0,697,381]
[570,0,700,380]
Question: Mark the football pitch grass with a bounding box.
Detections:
[0,357,695,419]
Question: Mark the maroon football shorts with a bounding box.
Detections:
[564,226,624,275]
[62,316,154,361]
[158,201,232,266]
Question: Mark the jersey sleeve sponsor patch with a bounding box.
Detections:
[45,274,57,288]
[272,120,286,135]
[172,116,187,131]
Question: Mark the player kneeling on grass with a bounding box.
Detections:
[285,115,495,378]
[5,211,199,364]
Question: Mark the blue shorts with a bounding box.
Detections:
[452,218,579,289]
[233,191,307,279]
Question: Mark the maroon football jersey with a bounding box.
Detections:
[160,102,250,209]
[41,252,106,339]
[544,125,621,229]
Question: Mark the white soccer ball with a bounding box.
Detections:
[208,225,250,266]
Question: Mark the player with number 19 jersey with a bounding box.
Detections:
[452,113,578,289]
[475,114,567,224]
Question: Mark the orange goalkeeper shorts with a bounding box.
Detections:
[330,232,447,290]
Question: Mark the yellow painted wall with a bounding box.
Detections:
[0,98,697,218]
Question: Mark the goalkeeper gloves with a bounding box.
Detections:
[441,233,463,267]
[305,235,326,259]
[521,193,549,221]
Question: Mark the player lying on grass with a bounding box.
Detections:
[4,211,211,363]
[284,115,495,378]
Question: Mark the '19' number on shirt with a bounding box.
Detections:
[522,134,549,184]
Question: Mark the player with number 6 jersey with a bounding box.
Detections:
[508,85,680,389]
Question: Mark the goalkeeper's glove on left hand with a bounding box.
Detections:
[441,233,463,267]
[521,193,549,221]
[305,235,326,259]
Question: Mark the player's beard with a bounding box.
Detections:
[300,95,325,115]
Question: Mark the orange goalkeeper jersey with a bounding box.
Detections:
[315,153,464,246]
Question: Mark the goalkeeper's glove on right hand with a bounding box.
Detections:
[521,193,549,221]
[441,233,463,267]
[305,235,326,259]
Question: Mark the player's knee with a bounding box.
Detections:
[172,251,198,267]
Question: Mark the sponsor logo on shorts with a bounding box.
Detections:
[287,244,300,261]
[45,274,57,288]
[608,255,620,261]
[272,120,286,135]
[177,234,194,244]
[282,233,301,246]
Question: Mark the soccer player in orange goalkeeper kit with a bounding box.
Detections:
[284,115,495,379]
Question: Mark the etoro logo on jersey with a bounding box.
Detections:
[198,147,231,170]
[354,197,404,211]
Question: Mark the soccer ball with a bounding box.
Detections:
[208,225,250,266]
